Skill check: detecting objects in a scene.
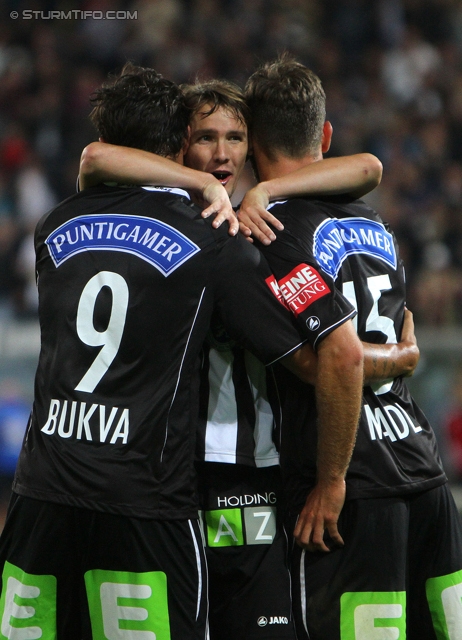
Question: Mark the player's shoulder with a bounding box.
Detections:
[311,195,384,224]
[282,195,388,230]
[267,196,322,217]
[269,196,325,227]
[266,197,331,242]
[215,230,265,266]
[35,185,225,259]
[40,185,205,232]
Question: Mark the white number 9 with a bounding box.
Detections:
[75,271,129,393]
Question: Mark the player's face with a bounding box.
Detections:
[185,104,248,197]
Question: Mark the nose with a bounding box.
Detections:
[214,139,229,163]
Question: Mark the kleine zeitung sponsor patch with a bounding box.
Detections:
[266,264,329,316]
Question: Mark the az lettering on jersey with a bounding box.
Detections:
[313,217,397,279]
[266,264,329,316]
[45,214,200,276]
[41,399,129,444]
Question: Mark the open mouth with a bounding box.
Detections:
[212,171,232,185]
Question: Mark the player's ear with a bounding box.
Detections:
[321,121,333,154]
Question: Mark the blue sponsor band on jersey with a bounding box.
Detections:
[45,213,200,276]
[313,217,397,279]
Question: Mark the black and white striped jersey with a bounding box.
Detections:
[259,195,446,512]
[193,199,357,471]
[196,313,283,467]
[13,185,307,520]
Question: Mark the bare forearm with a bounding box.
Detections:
[315,327,363,485]
[79,141,212,193]
[363,308,419,383]
[260,154,383,202]
[79,142,238,234]
[284,326,363,483]
[282,343,317,386]
[292,323,363,551]
[363,341,419,385]
[285,338,418,389]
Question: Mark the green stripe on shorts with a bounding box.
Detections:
[340,591,406,639]
[426,568,462,639]
[0,560,57,639]
[84,569,171,640]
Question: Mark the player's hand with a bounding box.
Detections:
[399,308,419,377]
[293,478,346,552]
[401,308,416,346]
[238,185,284,245]
[201,181,238,236]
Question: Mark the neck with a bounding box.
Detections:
[255,150,322,181]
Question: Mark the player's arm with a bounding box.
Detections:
[79,141,238,234]
[285,308,419,387]
[283,320,364,553]
[363,308,419,384]
[281,342,317,385]
[239,154,383,244]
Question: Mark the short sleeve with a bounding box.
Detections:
[211,234,306,365]
[258,200,356,349]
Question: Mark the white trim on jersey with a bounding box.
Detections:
[195,515,211,640]
[141,186,191,199]
[76,180,192,199]
[283,523,294,619]
[162,287,206,462]
[313,308,357,350]
[266,339,306,367]
[300,549,310,637]
[188,519,205,621]
[267,200,288,210]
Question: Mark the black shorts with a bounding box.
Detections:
[196,462,296,640]
[289,483,462,640]
[0,494,208,640]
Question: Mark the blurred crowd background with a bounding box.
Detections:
[1,0,462,324]
[1,0,462,513]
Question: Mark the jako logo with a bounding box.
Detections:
[307,316,320,331]
[257,616,289,626]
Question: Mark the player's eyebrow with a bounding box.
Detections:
[192,128,246,137]
[192,128,217,135]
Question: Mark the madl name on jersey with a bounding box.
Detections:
[313,217,397,279]
[364,401,422,443]
[46,213,200,276]
[41,399,129,444]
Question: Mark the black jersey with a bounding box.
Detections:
[259,195,446,511]
[13,185,307,520]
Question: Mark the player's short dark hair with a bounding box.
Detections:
[89,62,190,157]
[181,79,250,129]
[244,53,326,159]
